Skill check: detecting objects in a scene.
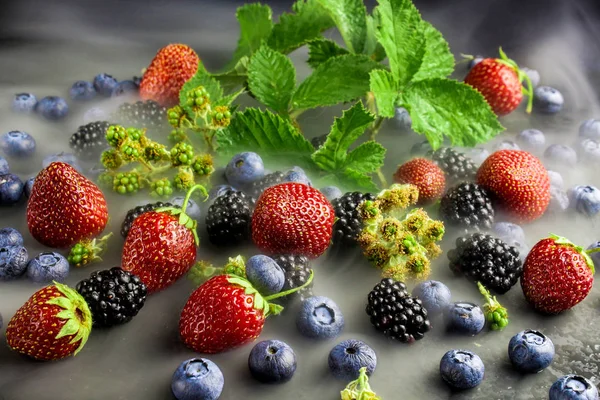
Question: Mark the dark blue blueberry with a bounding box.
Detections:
[544,144,578,167]
[171,358,224,400]
[42,152,82,172]
[533,86,564,114]
[24,176,35,198]
[248,340,297,383]
[508,329,555,373]
[170,196,201,221]
[69,81,96,101]
[83,107,108,124]
[395,107,412,130]
[549,375,599,400]
[568,185,600,217]
[93,73,119,97]
[440,349,485,390]
[547,170,564,188]
[492,222,525,244]
[225,152,265,189]
[0,131,36,158]
[283,167,311,186]
[0,156,8,175]
[26,252,69,283]
[111,80,138,97]
[549,186,570,213]
[0,227,23,247]
[328,339,377,381]
[0,174,24,205]
[521,67,540,88]
[444,302,485,336]
[517,129,546,151]
[296,296,345,339]
[35,96,69,120]
[587,241,600,270]
[0,246,28,280]
[246,255,285,296]
[320,186,343,201]
[578,139,600,164]
[494,140,520,152]
[468,56,484,70]
[12,93,37,113]
[412,280,452,316]
[579,119,600,141]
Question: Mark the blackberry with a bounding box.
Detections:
[447,233,522,295]
[69,121,112,159]
[272,255,313,302]
[246,171,285,200]
[428,147,477,182]
[120,201,176,238]
[331,191,376,246]
[440,182,495,230]
[76,267,147,327]
[366,278,431,343]
[205,189,255,246]
[112,100,168,133]
[311,134,328,149]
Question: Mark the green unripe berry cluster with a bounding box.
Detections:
[113,172,140,195]
[68,243,90,267]
[150,178,174,198]
[101,149,123,170]
[170,142,194,166]
[106,125,127,147]
[191,154,214,176]
[168,129,187,143]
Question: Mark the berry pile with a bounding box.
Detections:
[331,191,376,246]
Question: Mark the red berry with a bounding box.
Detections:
[393,158,445,204]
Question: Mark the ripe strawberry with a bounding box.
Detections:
[252,183,335,258]
[27,162,108,248]
[6,282,92,361]
[476,150,550,222]
[521,235,595,314]
[139,43,200,107]
[393,158,445,204]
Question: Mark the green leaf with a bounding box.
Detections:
[311,102,375,171]
[369,69,400,118]
[374,0,426,86]
[345,141,386,173]
[226,4,274,70]
[316,0,367,53]
[247,44,296,114]
[214,86,246,108]
[267,0,335,54]
[292,54,383,110]
[56,319,80,339]
[180,64,223,118]
[411,21,454,81]
[214,56,249,95]
[307,38,349,69]
[365,13,386,61]
[398,78,505,150]
[342,168,380,191]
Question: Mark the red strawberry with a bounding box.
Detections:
[521,235,595,314]
[27,162,108,248]
[252,183,335,258]
[139,43,200,107]
[393,158,445,204]
[6,282,92,361]
[476,150,550,222]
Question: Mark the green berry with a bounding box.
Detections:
[191,154,214,176]
[126,127,142,141]
[174,166,195,191]
[97,172,114,188]
[112,172,140,195]
[100,149,123,170]
[170,142,194,166]
[168,129,187,143]
[150,178,174,198]
[144,142,169,162]
[106,125,127,147]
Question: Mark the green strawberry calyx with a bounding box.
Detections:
[496,47,534,114]
[187,256,247,287]
[67,232,113,268]
[340,367,381,400]
[477,282,509,331]
[549,233,595,274]
[156,183,208,246]
[46,281,93,356]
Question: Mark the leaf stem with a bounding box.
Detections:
[369,117,385,141]
[376,168,388,189]
[289,108,306,121]
[263,270,314,301]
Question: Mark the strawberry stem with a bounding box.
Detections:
[496,47,534,114]
[181,184,209,214]
[263,270,314,301]
[477,281,509,331]
[340,367,381,400]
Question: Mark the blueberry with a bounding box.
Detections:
[170,196,201,221]
[491,222,525,244]
[83,107,108,123]
[320,186,342,201]
[517,129,546,151]
[533,86,564,114]
[0,157,9,175]
[283,167,311,186]
[444,302,485,336]
[0,131,36,158]
[328,339,377,381]
[42,152,82,172]
[248,339,297,383]
[26,252,69,283]
[468,56,484,70]
[568,185,600,217]
[578,139,600,164]
[225,152,265,189]
[545,144,578,167]
[395,107,412,130]
[549,186,570,213]
[93,73,119,97]
[24,176,35,198]
[133,76,142,87]
[461,147,490,167]
[579,119,600,141]
[439,349,485,390]
[494,140,520,151]
[0,228,23,247]
[296,296,345,339]
[112,80,138,97]
[0,174,24,205]
[521,67,541,88]
[587,242,600,270]
[508,329,555,373]
[410,140,433,156]
[245,255,285,296]
[412,280,452,316]
[208,184,236,203]
[549,375,599,400]
[69,81,96,101]
[547,170,564,188]
[35,96,69,120]
[0,246,28,280]
[171,358,224,400]
[12,93,37,113]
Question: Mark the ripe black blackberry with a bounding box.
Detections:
[428,147,477,182]
[272,254,313,302]
[440,182,495,230]
[447,233,522,295]
[112,100,168,132]
[366,278,431,343]
[69,121,112,158]
[205,189,255,246]
[246,171,285,200]
[311,134,327,149]
[76,267,147,327]
[331,191,376,246]
[120,201,176,238]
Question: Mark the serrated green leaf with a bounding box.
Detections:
[214,56,249,95]
[316,0,367,53]
[374,0,426,86]
[180,65,223,118]
[248,44,296,114]
[342,168,380,191]
[365,13,387,61]
[412,21,454,81]
[214,86,246,108]
[267,0,335,54]
[292,54,383,110]
[225,4,273,70]
[345,141,386,173]
[307,38,349,68]
[398,78,505,150]
[311,102,375,171]
[369,69,400,118]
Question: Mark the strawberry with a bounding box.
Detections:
[121,185,206,293]
[393,158,445,204]
[251,182,335,258]
[27,162,108,248]
[464,49,533,116]
[139,43,200,107]
[521,235,595,314]
[6,282,92,361]
[476,150,550,222]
